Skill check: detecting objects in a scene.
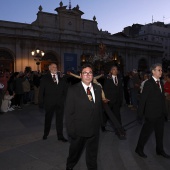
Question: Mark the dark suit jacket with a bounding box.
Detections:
[138,77,167,119]
[64,82,102,137]
[38,72,67,108]
[103,76,123,106]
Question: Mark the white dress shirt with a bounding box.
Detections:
[81,82,95,102]
[152,76,162,92]
[112,75,118,85]
[51,73,59,84]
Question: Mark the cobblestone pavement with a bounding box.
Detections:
[0,104,170,170]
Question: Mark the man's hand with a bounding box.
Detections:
[67,71,71,75]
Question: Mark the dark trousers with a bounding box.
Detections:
[124,88,130,105]
[108,102,122,125]
[44,104,64,138]
[67,134,99,170]
[15,94,23,106]
[136,117,164,152]
[23,92,30,104]
[102,103,122,129]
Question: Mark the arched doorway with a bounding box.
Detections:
[0,50,14,74]
[41,52,59,72]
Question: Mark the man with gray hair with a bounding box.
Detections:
[135,63,170,158]
[39,63,68,142]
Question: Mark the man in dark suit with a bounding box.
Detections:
[135,63,170,158]
[39,63,68,142]
[103,65,124,139]
[65,64,102,170]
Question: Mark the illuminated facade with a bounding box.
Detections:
[0,2,163,73]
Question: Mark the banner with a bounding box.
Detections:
[64,53,77,73]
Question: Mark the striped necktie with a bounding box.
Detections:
[87,87,94,103]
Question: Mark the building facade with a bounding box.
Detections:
[0,2,163,74]
[137,22,170,60]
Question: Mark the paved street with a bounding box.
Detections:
[0,104,170,170]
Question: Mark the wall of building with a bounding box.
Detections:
[0,4,163,74]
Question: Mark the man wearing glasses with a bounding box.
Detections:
[135,63,170,158]
[64,64,102,170]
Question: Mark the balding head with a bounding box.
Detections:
[49,63,57,74]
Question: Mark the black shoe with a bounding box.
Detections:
[135,148,147,158]
[66,167,73,170]
[43,135,47,140]
[156,151,170,158]
[58,137,68,142]
[115,128,126,140]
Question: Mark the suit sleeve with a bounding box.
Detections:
[137,81,150,118]
[38,77,45,106]
[60,77,69,104]
[119,79,124,105]
[103,79,110,99]
[64,86,76,137]
[161,83,168,118]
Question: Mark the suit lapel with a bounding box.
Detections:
[93,83,99,104]
[160,81,165,94]
[151,77,162,93]
[78,82,89,101]
[110,77,118,86]
[47,73,53,82]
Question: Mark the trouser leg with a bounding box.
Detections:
[44,107,54,136]
[86,134,99,170]
[66,136,86,169]
[103,103,121,129]
[155,118,164,152]
[55,105,64,138]
[109,103,122,126]
[136,119,154,151]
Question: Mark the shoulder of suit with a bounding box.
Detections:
[93,83,102,91]
[68,82,80,90]
[144,78,154,86]
[104,77,112,82]
[93,83,100,87]
[41,73,51,79]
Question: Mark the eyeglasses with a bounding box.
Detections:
[82,72,93,76]
[154,69,162,72]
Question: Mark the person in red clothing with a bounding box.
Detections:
[164,74,170,120]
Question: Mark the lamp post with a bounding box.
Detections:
[31,48,45,72]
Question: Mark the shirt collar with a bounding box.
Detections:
[81,81,92,89]
[112,75,117,79]
[152,76,160,82]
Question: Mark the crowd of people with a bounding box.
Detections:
[0,62,170,170]
[0,71,42,112]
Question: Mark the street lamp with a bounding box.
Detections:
[31,48,45,71]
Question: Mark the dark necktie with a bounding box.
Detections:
[115,77,118,85]
[156,80,161,90]
[53,74,57,83]
[87,87,94,103]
